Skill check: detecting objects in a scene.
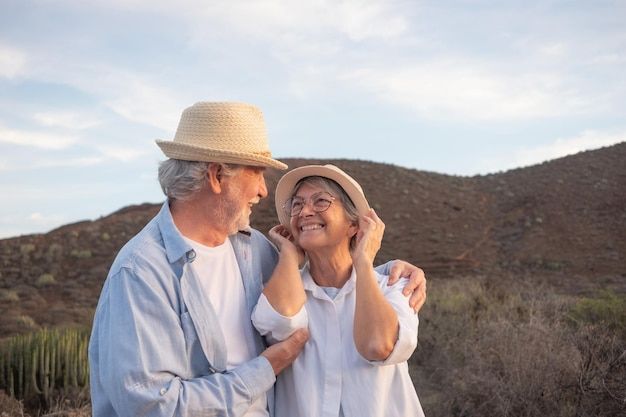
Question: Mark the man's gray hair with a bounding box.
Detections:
[158,159,241,200]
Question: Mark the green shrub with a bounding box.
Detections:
[16,315,37,329]
[36,273,56,287]
[568,289,626,337]
[69,249,92,259]
[0,289,20,302]
[19,244,36,255]
[0,328,90,409]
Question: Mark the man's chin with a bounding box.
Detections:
[230,213,251,234]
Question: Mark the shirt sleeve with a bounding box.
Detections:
[90,266,276,417]
[251,293,309,344]
[368,275,419,366]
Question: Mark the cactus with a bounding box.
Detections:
[0,328,90,405]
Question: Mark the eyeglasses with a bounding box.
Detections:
[283,192,336,217]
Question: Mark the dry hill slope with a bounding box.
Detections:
[0,143,624,338]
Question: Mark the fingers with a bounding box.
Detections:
[386,261,428,312]
[387,262,402,285]
[408,276,427,313]
[401,266,425,295]
[269,224,290,238]
[261,328,309,375]
[353,209,385,264]
[359,209,385,232]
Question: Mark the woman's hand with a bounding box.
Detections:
[351,209,385,267]
[269,225,305,266]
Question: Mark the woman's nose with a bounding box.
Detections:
[298,199,316,216]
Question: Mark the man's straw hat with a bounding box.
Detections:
[274,164,370,229]
[156,101,287,170]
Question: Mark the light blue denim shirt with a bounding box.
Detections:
[88,202,280,417]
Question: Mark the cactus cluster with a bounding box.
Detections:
[0,328,90,404]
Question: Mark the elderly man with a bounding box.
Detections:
[88,102,426,417]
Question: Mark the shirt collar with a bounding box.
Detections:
[156,201,194,264]
[301,263,356,300]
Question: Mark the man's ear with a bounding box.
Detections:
[207,163,223,194]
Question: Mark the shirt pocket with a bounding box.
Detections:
[180,311,216,375]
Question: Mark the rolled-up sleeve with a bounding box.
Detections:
[90,266,275,417]
[369,276,419,366]
[251,293,309,344]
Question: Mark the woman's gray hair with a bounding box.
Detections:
[158,159,241,200]
[292,176,359,224]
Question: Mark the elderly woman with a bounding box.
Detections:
[252,165,424,417]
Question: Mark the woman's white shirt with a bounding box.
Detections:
[252,265,425,417]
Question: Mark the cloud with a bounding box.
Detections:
[0,156,105,171]
[0,42,27,79]
[95,145,150,162]
[0,124,77,149]
[512,130,626,168]
[475,129,626,174]
[77,0,409,42]
[33,111,101,130]
[0,212,67,238]
[340,63,591,121]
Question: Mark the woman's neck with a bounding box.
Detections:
[307,247,353,288]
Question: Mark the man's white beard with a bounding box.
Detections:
[216,181,250,235]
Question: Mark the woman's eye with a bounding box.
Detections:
[314,198,331,207]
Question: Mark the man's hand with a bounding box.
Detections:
[261,328,309,375]
[387,261,427,313]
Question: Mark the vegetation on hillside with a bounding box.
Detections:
[412,276,626,417]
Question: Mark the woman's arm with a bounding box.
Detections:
[261,225,306,316]
[352,209,400,361]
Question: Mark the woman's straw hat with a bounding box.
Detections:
[156,101,287,170]
[275,164,370,228]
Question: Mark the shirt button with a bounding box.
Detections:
[187,250,196,262]
[159,388,167,396]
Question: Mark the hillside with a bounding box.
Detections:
[0,143,624,338]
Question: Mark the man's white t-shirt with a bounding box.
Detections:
[185,237,268,417]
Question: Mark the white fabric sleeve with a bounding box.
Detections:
[369,276,419,366]
[251,293,309,344]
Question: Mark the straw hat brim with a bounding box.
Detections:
[275,164,370,230]
[156,140,288,170]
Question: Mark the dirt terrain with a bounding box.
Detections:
[0,142,624,338]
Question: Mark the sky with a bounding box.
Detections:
[1,0,625,238]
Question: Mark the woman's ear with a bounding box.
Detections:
[348,220,359,238]
[207,163,223,194]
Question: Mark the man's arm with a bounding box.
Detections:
[90,267,306,417]
[374,260,427,312]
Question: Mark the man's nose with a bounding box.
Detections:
[258,174,268,199]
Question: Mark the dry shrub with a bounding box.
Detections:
[410,275,626,417]
[451,315,580,417]
[0,390,27,417]
[574,324,626,416]
[41,393,91,417]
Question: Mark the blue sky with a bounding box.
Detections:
[1,0,625,238]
